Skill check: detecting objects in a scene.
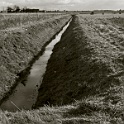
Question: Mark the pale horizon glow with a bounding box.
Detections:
[0,0,124,11]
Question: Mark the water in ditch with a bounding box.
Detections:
[0,20,71,112]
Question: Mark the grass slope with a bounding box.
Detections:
[34,15,124,123]
[1,14,124,124]
[0,13,66,30]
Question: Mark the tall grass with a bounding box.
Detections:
[0,13,64,30]
[108,17,124,27]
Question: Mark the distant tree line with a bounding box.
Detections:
[1,5,124,14]
[6,5,39,13]
[7,5,20,13]
[89,9,124,15]
[4,5,64,13]
[2,6,68,13]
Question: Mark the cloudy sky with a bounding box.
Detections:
[0,0,124,11]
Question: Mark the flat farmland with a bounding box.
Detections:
[0,13,68,30]
[1,13,124,124]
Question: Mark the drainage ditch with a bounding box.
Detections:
[0,19,72,112]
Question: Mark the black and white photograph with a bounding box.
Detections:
[0,0,124,123]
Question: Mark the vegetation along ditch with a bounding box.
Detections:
[1,14,124,123]
[0,18,72,111]
[33,14,124,123]
[0,14,71,110]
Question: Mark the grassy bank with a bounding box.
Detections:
[1,14,124,124]
[35,14,124,106]
[0,14,71,102]
[0,13,66,30]
[34,15,124,123]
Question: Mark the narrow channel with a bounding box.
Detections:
[0,19,71,112]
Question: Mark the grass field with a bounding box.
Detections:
[0,13,66,30]
[1,13,124,124]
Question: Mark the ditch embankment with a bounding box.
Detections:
[0,15,71,104]
[1,14,124,124]
[0,19,71,111]
[34,14,124,123]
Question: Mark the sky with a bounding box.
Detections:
[0,0,124,11]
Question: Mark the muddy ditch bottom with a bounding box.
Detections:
[0,20,71,112]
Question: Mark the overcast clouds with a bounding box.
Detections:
[0,0,124,11]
